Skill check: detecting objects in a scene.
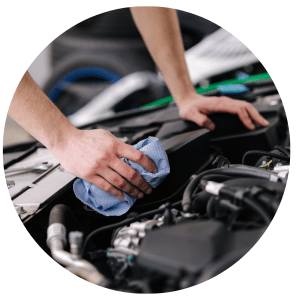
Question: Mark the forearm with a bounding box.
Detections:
[8,71,157,199]
[130,7,196,103]
[8,71,77,151]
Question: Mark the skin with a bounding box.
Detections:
[8,7,269,201]
[130,7,269,130]
[9,72,156,201]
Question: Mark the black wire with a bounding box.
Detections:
[274,145,290,158]
[81,201,182,256]
[242,150,290,165]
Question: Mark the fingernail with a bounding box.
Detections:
[264,119,269,126]
[137,192,144,199]
[145,187,152,194]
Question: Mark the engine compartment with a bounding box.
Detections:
[5,76,289,292]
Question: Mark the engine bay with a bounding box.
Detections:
[5,75,289,292]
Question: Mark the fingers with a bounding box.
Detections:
[111,159,153,195]
[178,95,269,132]
[236,108,255,130]
[118,145,157,173]
[245,104,269,127]
[215,97,269,130]
[233,102,269,130]
[100,167,146,199]
[89,175,126,201]
[189,112,216,131]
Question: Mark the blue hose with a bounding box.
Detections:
[48,66,121,103]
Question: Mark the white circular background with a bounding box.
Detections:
[1,1,299,299]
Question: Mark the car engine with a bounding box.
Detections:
[5,75,289,293]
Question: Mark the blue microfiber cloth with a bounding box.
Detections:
[73,137,170,216]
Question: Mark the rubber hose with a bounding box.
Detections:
[192,191,211,214]
[243,197,272,224]
[182,166,277,212]
[206,196,216,218]
[258,193,280,213]
[49,204,84,233]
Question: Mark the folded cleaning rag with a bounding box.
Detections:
[73,137,170,216]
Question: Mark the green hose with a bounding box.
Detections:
[141,73,271,109]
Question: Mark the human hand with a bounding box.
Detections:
[52,128,157,201]
[177,93,269,131]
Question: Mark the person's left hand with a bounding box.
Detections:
[177,93,269,131]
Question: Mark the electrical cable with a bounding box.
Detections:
[242,150,289,166]
[259,160,272,168]
[274,145,290,158]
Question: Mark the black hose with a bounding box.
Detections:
[242,150,289,166]
[49,204,85,232]
[216,186,272,224]
[182,166,278,212]
[257,193,280,213]
[192,191,211,214]
[199,174,233,183]
[243,197,272,224]
[206,196,215,218]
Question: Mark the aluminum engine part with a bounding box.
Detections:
[110,219,163,256]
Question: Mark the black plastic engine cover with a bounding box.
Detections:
[210,104,288,163]
[134,129,211,208]
[137,219,265,277]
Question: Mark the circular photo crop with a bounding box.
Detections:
[3,6,290,293]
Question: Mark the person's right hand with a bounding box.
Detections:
[52,128,157,201]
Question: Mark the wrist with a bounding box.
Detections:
[174,90,199,106]
[46,121,79,156]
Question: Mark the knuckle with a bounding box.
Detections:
[130,189,139,197]
[140,181,149,191]
[180,108,193,119]
[199,118,207,126]
[104,185,114,194]
[134,151,144,161]
[81,165,95,178]
[98,151,110,161]
[198,121,205,127]
[91,160,101,170]
[127,185,136,194]
[118,179,128,189]
[245,102,253,108]
[82,170,92,179]
[127,169,138,181]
